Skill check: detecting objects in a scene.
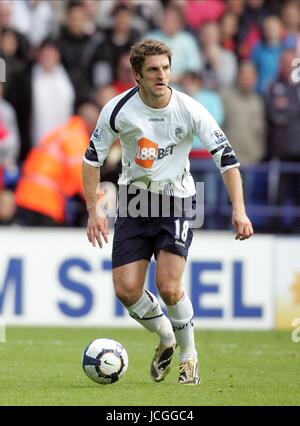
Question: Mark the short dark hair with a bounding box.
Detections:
[66,0,84,13]
[38,38,59,51]
[130,39,172,75]
[111,4,132,17]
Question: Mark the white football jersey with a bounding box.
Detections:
[84,87,239,197]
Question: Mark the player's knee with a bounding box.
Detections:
[113,279,140,306]
[158,284,181,306]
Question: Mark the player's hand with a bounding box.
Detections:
[232,209,253,241]
[86,209,109,248]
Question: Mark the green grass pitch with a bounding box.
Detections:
[0,327,299,406]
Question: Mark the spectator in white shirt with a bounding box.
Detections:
[31,39,75,145]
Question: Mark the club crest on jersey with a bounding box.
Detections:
[92,126,103,141]
[175,127,183,140]
[213,130,227,145]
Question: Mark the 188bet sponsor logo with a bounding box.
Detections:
[135,137,175,169]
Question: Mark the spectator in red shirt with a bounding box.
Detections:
[237,0,270,59]
[184,0,226,30]
[220,12,239,51]
[112,52,135,94]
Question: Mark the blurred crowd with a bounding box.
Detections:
[0,0,300,232]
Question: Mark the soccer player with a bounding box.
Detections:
[82,39,253,385]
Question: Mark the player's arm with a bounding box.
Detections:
[82,162,108,248]
[193,103,253,240]
[82,107,117,248]
[222,167,253,241]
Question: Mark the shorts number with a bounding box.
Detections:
[175,219,189,242]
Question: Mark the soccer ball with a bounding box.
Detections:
[82,338,128,385]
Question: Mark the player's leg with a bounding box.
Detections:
[112,210,176,381]
[156,250,200,385]
[113,260,174,342]
[113,259,149,306]
[113,260,176,381]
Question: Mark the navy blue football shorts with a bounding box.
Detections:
[112,188,195,269]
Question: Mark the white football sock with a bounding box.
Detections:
[166,292,198,362]
[127,289,175,347]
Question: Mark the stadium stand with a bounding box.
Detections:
[0,0,300,233]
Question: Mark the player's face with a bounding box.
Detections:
[136,55,171,99]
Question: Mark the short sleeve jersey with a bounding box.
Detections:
[84,86,239,197]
